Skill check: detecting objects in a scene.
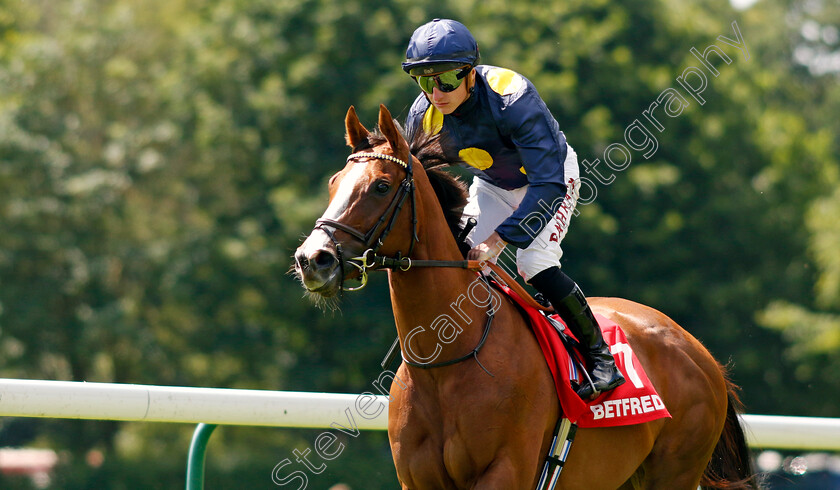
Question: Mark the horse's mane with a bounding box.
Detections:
[351,125,468,236]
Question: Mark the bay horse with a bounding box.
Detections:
[294,105,756,489]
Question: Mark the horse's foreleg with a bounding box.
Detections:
[471,454,532,490]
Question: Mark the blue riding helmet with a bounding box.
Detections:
[402,18,480,76]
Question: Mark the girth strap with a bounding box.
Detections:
[536,417,578,490]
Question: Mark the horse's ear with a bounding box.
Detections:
[345,106,369,149]
[378,104,408,155]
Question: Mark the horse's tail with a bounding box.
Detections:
[700,378,760,489]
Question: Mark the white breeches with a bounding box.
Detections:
[462,145,580,282]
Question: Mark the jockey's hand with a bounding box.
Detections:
[467,232,507,263]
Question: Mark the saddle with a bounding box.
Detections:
[491,275,670,428]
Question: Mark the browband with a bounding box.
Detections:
[347,152,408,168]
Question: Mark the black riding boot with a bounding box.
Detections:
[530,267,625,400]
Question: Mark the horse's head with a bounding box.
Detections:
[294,105,419,298]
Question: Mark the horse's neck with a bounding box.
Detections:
[385,164,499,368]
[388,238,491,367]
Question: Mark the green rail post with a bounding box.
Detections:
[186,423,218,490]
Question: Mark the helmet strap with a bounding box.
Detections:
[466,68,476,92]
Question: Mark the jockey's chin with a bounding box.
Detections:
[428,83,470,115]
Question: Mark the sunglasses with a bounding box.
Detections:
[413,66,471,94]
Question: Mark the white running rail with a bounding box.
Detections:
[1,379,837,450]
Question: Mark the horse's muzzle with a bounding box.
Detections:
[294,234,342,297]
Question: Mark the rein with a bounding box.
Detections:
[372,253,552,313]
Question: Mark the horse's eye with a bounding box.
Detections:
[374,180,391,195]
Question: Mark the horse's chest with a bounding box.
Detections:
[394,416,488,488]
[391,386,513,488]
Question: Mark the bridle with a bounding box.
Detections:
[310,147,551,306]
[313,148,419,290]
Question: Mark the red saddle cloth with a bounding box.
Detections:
[497,282,671,428]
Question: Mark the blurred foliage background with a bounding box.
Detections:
[0,0,838,488]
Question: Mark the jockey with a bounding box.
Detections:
[402,19,625,399]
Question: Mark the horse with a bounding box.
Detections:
[294,104,757,489]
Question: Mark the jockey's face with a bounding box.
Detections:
[426,70,472,115]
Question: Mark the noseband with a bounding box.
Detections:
[313,150,419,290]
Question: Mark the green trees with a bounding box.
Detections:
[0,0,836,487]
[739,0,840,416]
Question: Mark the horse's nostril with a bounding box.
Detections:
[294,251,309,270]
[312,250,337,270]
